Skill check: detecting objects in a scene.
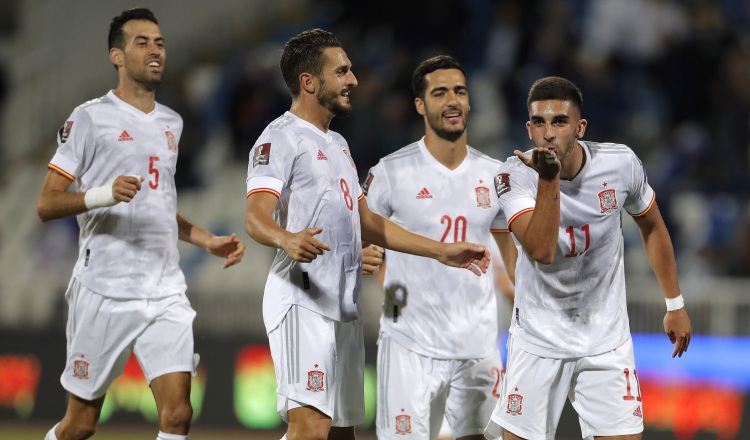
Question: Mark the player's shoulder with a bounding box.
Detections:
[585,140,634,157]
[154,101,183,121]
[467,145,504,167]
[379,141,421,164]
[72,94,112,115]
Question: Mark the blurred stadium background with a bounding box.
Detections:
[1,0,749,438]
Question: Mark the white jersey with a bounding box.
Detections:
[364,139,506,359]
[497,141,654,358]
[48,90,186,300]
[246,112,364,332]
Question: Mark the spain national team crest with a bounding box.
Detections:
[598,188,618,214]
[73,359,89,379]
[475,186,491,208]
[307,370,324,392]
[395,414,412,435]
[494,173,511,197]
[253,143,271,167]
[165,130,178,153]
[506,393,523,416]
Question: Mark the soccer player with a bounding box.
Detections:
[484,76,692,440]
[362,55,516,440]
[37,8,245,440]
[244,31,491,440]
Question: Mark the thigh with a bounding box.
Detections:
[134,294,197,383]
[61,280,142,400]
[270,306,364,427]
[376,333,448,440]
[485,335,573,440]
[571,338,644,438]
[445,352,504,438]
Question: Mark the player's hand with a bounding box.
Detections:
[361,242,384,275]
[282,227,331,263]
[112,175,145,203]
[206,233,246,269]
[664,308,691,358]
[515,147,560,180]
[438,242,491,276]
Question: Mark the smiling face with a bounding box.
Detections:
[316,47,357,117]
[114,19,165,90]
[416,68,469,142]
[526,99,586,164]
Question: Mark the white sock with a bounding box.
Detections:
[156,432,188,440]
[280,436,288,440]
[44,423,60,440]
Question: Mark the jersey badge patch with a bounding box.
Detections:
[416,187,432,199]
[118,130,133,142]
[598,188,618,214]
[506,391,523,416]
[307,369,324,392]
[73,359,89,379]
[342,149,356,168]
[59,121,74,143]
[253,143,271,167]
[475,186,491,208]
[362,172,375,196]
[395,413,412,435]
[165,130,178,153]
[495,173,511,197]
[317,150,328,160]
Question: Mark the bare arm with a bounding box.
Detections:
[37,171,143,222]
[359,197,489,275]
[245,192,331,263]
[504,148,561,264]
[177,212,245,269]
[493,231,517,287]
[361,242,384,275]
[632,202,691,358]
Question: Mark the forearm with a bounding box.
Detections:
[641,224,681,299]
[37,190,87,222]
[519,178,560,263]
[245,210,292,249]
[361,210,441,259]
[177,213,214,249]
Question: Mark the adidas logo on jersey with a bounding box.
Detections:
[118,130,133,142]
[633,406,642,418]
[317,150,327,160]
[416,188,433,199]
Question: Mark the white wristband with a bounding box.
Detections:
[665,294,684,312]
[84,181,118,209]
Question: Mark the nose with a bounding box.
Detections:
[543,124,555,140]
[346,70,358,88]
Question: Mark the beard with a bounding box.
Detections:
[317,80,351,118]
[426,109,467,142]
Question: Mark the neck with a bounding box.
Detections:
[560,142,585,180]
[423,131,467,170]
[290,99,332,133]
[114,78,156,114]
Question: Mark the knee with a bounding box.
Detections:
[159,401,193,432]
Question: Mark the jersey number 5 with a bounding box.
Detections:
[149,156,160,189]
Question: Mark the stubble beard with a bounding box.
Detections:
[318,80,351,118]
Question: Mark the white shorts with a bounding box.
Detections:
[377,333,503,440]
[61,278,197,400]
[268,305,365,427]
[485,335,643,440]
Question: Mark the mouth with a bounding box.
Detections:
[147,59,162,71]
[442,110,462,124]
[341,89,351,102]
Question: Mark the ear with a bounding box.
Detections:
[577,119,588,139]
[109,47,123,68]
[415,97,425,116]
[526,120,532,139]
[300,72,316,95]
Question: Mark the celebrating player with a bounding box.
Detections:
[244,30,491,440]
[363,55,516,440]
[37,8,245,440]
[484,76,691,440]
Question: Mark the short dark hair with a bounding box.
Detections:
[412,55,466,99]
[527,76,583,113]
[280,29,342,98]
[108,8,158,51]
